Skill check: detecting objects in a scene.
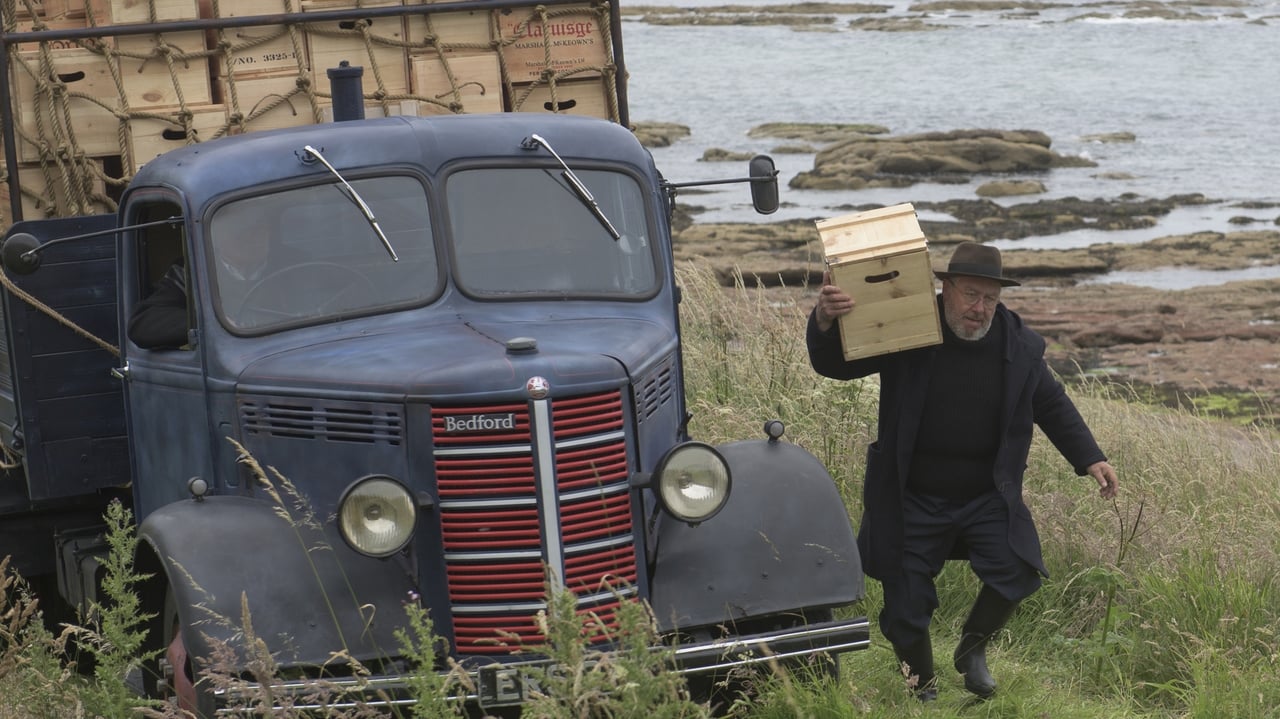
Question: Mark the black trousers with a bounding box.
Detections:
[878,490,1041,648]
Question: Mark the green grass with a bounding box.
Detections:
[3,263,1279,717]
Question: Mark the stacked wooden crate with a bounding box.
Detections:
[496,3,613,118]
[2,0,619,230]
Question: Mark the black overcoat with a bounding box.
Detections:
[807,296,1107,581]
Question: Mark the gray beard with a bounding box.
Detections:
[945,312,992,341]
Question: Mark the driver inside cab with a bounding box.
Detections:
[128,233,269,349]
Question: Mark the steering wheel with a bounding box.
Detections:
[237,262,374,326]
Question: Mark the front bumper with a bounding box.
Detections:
[212,615,872,713]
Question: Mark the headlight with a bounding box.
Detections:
[654,442,731,524]
[338,476,416,557]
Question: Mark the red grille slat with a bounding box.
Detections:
[555,444,630,490]
[559,470,630,492]
[553,391,624,438]
[447,561,543,576]
[448,588,545,601]
[441,532,542,549]
[436,456,536,497]
[560,498,632,544]
[566,570,639,594]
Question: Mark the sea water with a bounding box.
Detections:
[621,0,1280,286]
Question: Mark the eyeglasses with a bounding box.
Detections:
[948,279,1000,310]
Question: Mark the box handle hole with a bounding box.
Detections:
[865,270,900,283]
[543,99,578,112]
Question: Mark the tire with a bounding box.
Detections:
[143,584,216,719]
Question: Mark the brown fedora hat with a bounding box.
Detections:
[934,241,1020,287]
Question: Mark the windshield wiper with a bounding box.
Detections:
[525,134,621,241]
[303,145,399,261]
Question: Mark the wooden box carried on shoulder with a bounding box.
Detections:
[816,203,942,361]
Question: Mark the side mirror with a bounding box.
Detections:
[0,217,184,276]
[1,233,43,275]
[748,155,779,215]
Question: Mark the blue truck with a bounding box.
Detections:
[0,2,868,715]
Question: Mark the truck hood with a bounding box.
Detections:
[236,316,675,398]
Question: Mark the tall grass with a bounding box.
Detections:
[2,263,1278,717]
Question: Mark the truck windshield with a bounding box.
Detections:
[209,175,437,333]
[447,168,657,297]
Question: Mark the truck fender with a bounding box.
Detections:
[137,495,417,668]
[649,438,864,632]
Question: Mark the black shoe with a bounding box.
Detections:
[953,585,1019,698]
[953,631,996,698]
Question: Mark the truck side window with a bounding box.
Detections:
[127,207,192,350]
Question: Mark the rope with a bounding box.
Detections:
[4,0,619,218]
[1,0,615,361]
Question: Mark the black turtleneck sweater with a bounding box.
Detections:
[905,313,1005,500]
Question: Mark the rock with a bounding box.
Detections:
[1080,131,1136,143]
[700,148,755,162]
[790,129,1096,190]
[631,121,691,148]
[771,143,820,154]
[848,15,948,30]
[975,179,1046,197]
[915,194,1208,242]
[747,122,891,143]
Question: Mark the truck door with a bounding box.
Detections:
[118,197,215,521]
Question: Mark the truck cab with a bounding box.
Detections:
[3,110,868,714]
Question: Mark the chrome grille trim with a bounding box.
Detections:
[563,534,634,555]
[443,549,543,562]
[438,497,537,510]
[560,482,629,503]
[555,430,626,450]
[532,399,564,592]
[434,444,532,457]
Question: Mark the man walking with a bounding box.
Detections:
[807,241,1118,701]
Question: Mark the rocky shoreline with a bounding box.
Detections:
[652,121,1280,425]
[675,220,1280,424]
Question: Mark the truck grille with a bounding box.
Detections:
[432,389,638,655]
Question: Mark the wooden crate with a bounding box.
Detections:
[221,71,317,132]
[42,0,110,19]
[11,48,122,161]
[410,51,502,114]
[211,0,307,77]
[816,203,942,361]
[7,0,44,17]
[404,0,493,54]
[128,104,227,168]
[0,160,107,223]
[108,0,199,24]
[510,77,610,118]
[494,4,607,83]
[116,30,213,107]
[301,0,409,96]
[10,17,88,51]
